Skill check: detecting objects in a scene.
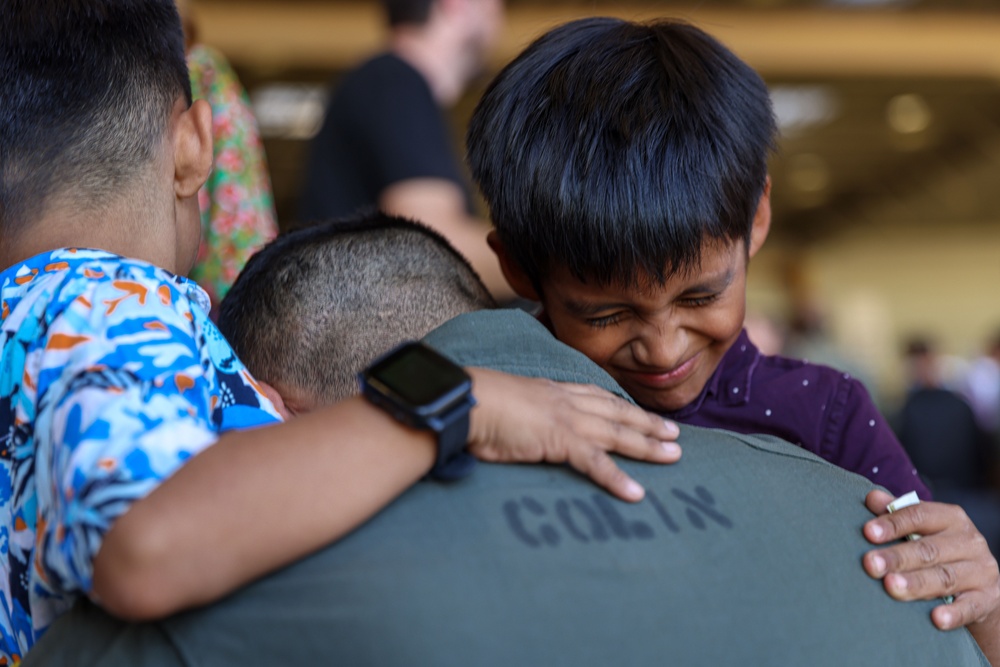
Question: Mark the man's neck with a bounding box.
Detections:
[390,27,467,107]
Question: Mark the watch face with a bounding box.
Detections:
[366,342,471,410]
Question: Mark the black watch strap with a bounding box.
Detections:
[357,341,477,481]
[429,402,476,480]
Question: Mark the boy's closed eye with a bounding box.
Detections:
[585,312,626,329]
[676,292,723,308]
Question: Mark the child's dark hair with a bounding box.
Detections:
[0,0,191,237]
[467,17,777,290]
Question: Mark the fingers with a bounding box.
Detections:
[464,371,681,503]
[564,444,646,503]
[864,500,967,545]
[560,384,681,443]
[570,407,681,464]
[932,594,997,630]
[878,559,991,602]
[862,498,1000,623]
[865,527,987,578]
[865,489,894,516]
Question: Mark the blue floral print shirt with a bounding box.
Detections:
[0,249,280,662]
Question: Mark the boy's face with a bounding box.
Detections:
[490,182,772,414]
[539,240,750,413]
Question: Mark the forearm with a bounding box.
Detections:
[92,395,434,620]
[379,178,517,301]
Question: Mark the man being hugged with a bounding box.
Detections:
[0,3,680,660]
[466,17,1000,660]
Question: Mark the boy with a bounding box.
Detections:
[0,3,680,659]
[466,17,1000,657]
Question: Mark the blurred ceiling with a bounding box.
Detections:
[193,1,1000,239]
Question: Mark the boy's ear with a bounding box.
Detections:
[748,176,772,259]
[172,99,213,199]
[257,380,294,421]
[487,231,540,301]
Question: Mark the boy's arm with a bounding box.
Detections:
[861,489,1000,665]
[91,394,434,619]
[91,369,680,620]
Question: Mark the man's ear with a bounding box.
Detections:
[487,231,540,301]
[172,98,213,199]
[258,380,294,421]
[748,176,772,259]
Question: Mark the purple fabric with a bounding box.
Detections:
[664,330,931,500]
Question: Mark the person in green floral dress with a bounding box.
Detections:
[182,2,278,313]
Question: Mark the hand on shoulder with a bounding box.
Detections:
[862,489,1000,662]
[465,368,682,502]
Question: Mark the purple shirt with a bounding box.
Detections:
[664,330,930,500]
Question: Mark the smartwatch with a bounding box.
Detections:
[358,341,477,480]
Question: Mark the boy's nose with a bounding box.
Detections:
[632,323,687,370]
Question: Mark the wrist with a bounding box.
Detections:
[465,367,498,451]
[358,342,477,479]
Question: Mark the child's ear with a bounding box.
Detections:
[172,99,213,199]
[748,176,772,259]
[257,380,294,421]
[487,231,540,301]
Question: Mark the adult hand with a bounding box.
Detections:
[862,489,1000,658]
[465,368,681,503]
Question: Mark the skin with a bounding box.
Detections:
[1,93,683,621]
[490,182,772,415]
[490,180,1000,663]
[863,490,1000,661]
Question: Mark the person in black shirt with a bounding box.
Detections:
[299,0,515,300]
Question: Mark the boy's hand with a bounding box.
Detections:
[466,368,681,503]
[861,489,1000,636]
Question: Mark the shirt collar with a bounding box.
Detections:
[665,329,760,418]
[0,248,211,312]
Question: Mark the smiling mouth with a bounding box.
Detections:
[621,352,701,388]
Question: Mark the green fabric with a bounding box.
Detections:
[25,310,989,667]
[424,309,634,403]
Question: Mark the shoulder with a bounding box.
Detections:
[13,253,210,382]
[58,254,204,321]
[353,53,422,81]
[336,54,434,109]
[754,352,856,397]
[4,251,198,324]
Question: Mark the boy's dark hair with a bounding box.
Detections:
[218,212,496,405]
[0,0,191,238]
[467,17,777,290]
[381,0,435,27]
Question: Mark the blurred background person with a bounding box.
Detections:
[297,0,515,301]
[743,311,787,356]
[178,0,279,314]
[894,337,1000,556]
[960,330,1000,448]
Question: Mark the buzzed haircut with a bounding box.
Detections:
[218,213,496,405]
[0,0,191,238]
[467,17,778,291]
[381,0,436,27]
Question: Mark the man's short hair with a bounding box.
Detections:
[218,212,496,405]
[467,17,778,290]
[0,0,190,238]
[381,0,435,27]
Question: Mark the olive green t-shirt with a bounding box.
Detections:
[24,310,988,667]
